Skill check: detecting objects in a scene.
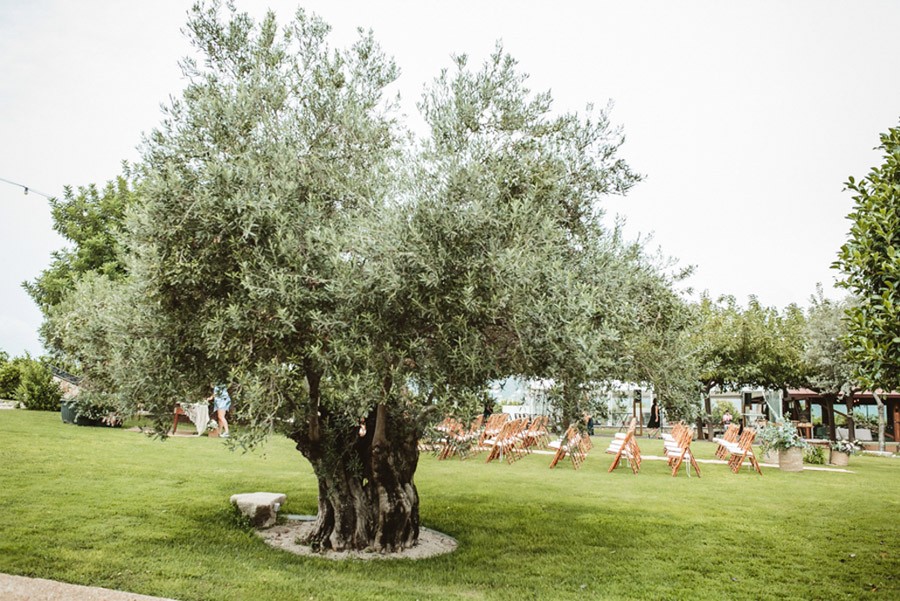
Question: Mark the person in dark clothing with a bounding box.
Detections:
[646,400,661,437]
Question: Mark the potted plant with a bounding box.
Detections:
[829,439,860,466]
[758,421,808,472]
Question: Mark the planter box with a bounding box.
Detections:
[61,402,119,427]
[779,447,803,472]
[761,449,779,464]
[60,402,76,424]
[829,450,850,467]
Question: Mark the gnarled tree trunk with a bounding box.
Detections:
[290,401,420,553]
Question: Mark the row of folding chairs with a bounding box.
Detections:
[479,414,552,462]
[429,414,763,476]
[484,417,532,464]
[433,415,484,460]
[426,413,552,462]
[606,418,642,474]
[548,424,592,469]
[714,426,762,475]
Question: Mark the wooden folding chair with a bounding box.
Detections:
[570,429,590,469]
[436,418,460,460]
[479,413,510,446]
[523,415,550,451]
[713,423,740,459]
[581,427,594,451]
[548,425,575,468]
[726,428,762,475]
[509,417,532,464]
[606,417,641,473]
[661,421,686,454]
[606,429,642,474]
[485,419,522,463]
[455,415,484,460]
[666,426,701,477]
[547,426,568,468]
[538,415,552,448]
[548,425,588,469]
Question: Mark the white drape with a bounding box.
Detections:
[179,402,210,435]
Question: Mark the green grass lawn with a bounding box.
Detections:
[0,410,897,601]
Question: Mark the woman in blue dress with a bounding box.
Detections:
[210,384,231,438]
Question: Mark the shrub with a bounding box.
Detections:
[803,445,827,465]
[15,360,62,411]
[0,357,27,400]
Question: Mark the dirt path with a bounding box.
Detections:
[0,573,178,601]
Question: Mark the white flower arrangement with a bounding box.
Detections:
[830,439,862,455]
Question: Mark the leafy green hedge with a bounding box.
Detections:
[0,352,62,410]
[15,360,62,411]
[0,355,26,399]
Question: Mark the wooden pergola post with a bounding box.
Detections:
[826,397,837,441]
[633,390,643,437]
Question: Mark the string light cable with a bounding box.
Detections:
[0,176,54,199]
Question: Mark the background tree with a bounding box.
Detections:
[23,171,136,357]
[803,287,854,393]
[613,247,699,421]
[802,286,859,439]
[835,123,900,451]
[48,2,684,553]
[693,295,806,420]
[0,351,23,400]
[43,272,131,418]
[14,358,62,411]
[0,351,61,410]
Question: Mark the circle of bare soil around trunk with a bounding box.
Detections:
[257,517,457,560]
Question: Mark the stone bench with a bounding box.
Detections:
[230,492,286,528]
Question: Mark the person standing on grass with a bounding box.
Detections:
[722,409,733,428]
[646,399,661,438]
[209,384,231,438]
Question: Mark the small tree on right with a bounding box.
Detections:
[835,124,900,452]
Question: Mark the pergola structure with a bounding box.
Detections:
[784,388,900,444]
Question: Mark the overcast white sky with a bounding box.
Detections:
[2,0,899,357]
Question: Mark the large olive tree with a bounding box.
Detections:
[52,2,692,552]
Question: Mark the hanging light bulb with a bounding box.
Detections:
[24,187,28,195]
